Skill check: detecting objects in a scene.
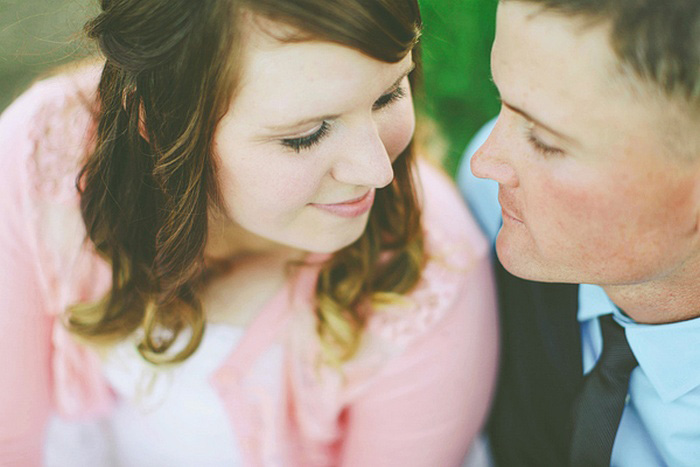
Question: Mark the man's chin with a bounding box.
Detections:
[495,244,579,284]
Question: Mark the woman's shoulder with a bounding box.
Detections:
[361,158,494,349]
[0,60,102,203]
[5,59,103,110]
[415,157,490,262]
[1,59,102,130]
[0,60,110,314]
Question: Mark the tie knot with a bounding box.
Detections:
[597,314,638,375]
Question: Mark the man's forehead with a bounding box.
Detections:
[492,3,622,117]
[494,1,618,74]
[492,1,700,159]
[499,1,700,118]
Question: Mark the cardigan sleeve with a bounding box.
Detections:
[0,83,58,467]
[0,67,113,466]
[339,161,499,466]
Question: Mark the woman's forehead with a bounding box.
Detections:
[229,23,412,126]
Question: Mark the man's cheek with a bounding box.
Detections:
[529,184,597,241]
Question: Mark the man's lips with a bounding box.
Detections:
[498,191,524,223]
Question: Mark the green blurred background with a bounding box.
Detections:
[0,0,499,174]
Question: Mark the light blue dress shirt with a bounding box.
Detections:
[457,119,700,467]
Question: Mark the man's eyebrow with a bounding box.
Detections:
[265,61,416,133]
[501,100,577,144]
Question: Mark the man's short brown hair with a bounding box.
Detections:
[510,0,700,106]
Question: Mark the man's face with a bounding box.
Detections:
[471,1,700,286]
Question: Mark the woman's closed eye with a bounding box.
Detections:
[373,86,406,111]
[280,86,408,153]
[281,121,331,153]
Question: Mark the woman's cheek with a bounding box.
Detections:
[379,94,415,162]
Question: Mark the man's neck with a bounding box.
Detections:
[603,275,700,324]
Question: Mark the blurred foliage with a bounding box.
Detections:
[419,0,499,174]
[0,0,498,174]
[0,0,97,109]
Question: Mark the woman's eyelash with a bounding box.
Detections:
[527,130,564,156]
[373,86,406,111]
[281,121,331,153]
[280,87,406,153]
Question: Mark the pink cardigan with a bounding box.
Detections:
[0,65,498,466]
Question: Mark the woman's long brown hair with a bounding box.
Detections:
[69,0,425,366]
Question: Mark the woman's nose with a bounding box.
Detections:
[330,124,394,189]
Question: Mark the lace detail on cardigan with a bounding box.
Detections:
[366,232,478,347]
[26,75,98,204]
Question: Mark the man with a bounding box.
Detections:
[458,0,700,465]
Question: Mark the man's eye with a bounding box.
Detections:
[373,86,406,111]
[527,130,564,157]
[281,121,331,153]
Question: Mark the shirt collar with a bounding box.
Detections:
[578,283,700,403]
[578,283,616,321]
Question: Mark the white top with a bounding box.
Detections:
[44,325,283,467]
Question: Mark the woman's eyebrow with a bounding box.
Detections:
[388,61,416,90]
[266,113,341,134]
[265,61,416,134]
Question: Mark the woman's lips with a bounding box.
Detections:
[310,189,375,218]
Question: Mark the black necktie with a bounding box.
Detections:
[569,314,638,467]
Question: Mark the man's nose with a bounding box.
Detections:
[470,118,519,188]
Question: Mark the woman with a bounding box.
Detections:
[0,0,497,465]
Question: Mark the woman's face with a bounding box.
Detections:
[211,18,416,255]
